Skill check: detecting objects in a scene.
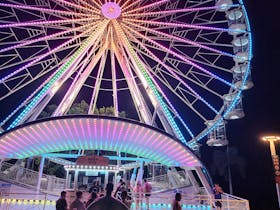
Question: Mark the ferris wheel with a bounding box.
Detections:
[0,0,252,149]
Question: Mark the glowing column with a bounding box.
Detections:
[65,170,70,189]
[104,171,109,189]
[262,135,280,208]
[74,170,79,190]
[36,156,45,193]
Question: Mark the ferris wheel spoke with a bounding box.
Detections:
[50,0,99,14]
[6,20,109,129]
[121,0,145,12]
[0,3,93,18]
[0,23,96,54]
[123,18,246,34]
[0,59,69,101]
[134,36,234,88]
[125,32,195,137]
[128,36,219,116]
[122,4,239,18]
[0,17,97,29]
[121,23,235,90]
[0,59,67,126]
[110,28,119,117]
[113,45,152,124]
[76,0,100,11]
[0,27,94,84]
[54,42,107,116]
[169,48,233,73]
[114,20,189,143]
[88,51,110,115]
[119,0,132,10]
[124,19,235,58]
[123,0,169,15]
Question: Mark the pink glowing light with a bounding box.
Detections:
[102,2,121,19]
[0,116,201,167]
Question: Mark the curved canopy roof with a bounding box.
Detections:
[0,116,201,167]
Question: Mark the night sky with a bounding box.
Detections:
[204,1,280,209]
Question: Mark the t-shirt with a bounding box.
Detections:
[56,198,67,210]
[144,182,152,193]
[87,195,128,210]
[70,199,85,210]
[213,187,222,199]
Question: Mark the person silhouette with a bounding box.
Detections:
[86,183,128,210]
[56,191,67,210]
[70,191,85,210]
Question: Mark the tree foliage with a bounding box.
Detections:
[39,101,126,118]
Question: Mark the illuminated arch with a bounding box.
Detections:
[0,116,201,167]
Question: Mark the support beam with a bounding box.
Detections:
[74,170,79,190]
[36,156,45,193]
[104,171,109,188]
[195,167,213,196]
[65,170,70,189]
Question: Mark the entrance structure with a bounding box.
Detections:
[0,116,211,193]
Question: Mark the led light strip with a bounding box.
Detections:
[0,198,56,206]
[112,20,187,145]
[64,165,119,171]
[6,20,109,130]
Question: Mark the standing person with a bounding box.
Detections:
[213,183,223,210]
[86,192,98,208]
[86,182,128,210]
[120,191,132,209]
[114,180,126,198]
[70,191,85,210]
[172,192,182,210]
[143,179,152,209]
[56,191,68,210]
[134,181,143,210]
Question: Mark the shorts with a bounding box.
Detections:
[215,200,222,208]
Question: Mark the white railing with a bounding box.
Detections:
[0,191,249,210]
[221,193,250,210]
[146,170,191,191]
[0,162,65,192]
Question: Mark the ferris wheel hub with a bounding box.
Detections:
[101,2,121,19]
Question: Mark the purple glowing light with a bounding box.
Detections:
[102,2,121,19]
[0,116,200,167]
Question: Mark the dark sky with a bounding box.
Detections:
[202,1,280,209]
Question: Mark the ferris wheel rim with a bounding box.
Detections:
[0,0,252,147]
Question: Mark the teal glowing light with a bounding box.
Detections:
[7,20,109,131]
[113,20,186,145]
[0,116,200,167]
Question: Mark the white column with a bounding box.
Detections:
[65,170,69,189]
[104,171,109,188]
[74,170,79,190]
[114,171,118,186]
[194,167,212,196]
[136,161,144,185]
[36,156,45,193]
[152,164,155,181]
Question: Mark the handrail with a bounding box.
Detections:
[0,161,65,192]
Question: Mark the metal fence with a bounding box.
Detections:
[0,161,65,193]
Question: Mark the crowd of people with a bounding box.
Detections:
[56,180,224,210]
[56,178,153,210]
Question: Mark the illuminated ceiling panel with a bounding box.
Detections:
[0,116,201,167]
